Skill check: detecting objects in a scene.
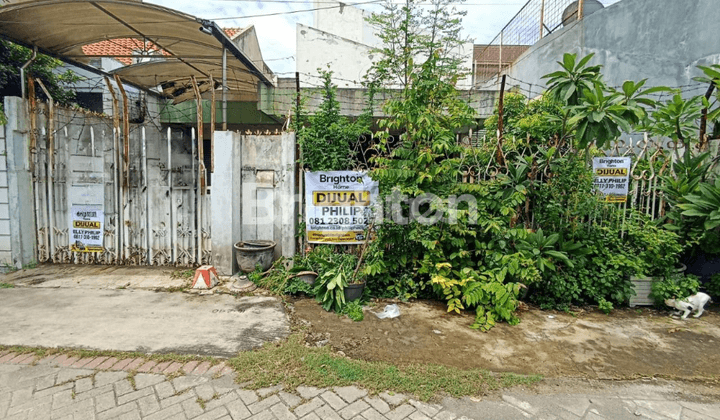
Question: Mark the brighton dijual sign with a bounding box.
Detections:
[305,171,379,244]
[593,157,631,203]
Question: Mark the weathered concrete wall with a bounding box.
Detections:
[505,0,720,91]
[3,97,37,268]
[240,133,296,261]
[211,132,296,275]
[259,82,499,119]
[297,24,374,89]
[314,0,371,45]
[298,10,474,90]
[210,131,242,275]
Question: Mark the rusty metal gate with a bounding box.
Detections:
[28,86,211,266]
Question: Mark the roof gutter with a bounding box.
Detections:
[20,46,37,99]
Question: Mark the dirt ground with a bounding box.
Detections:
[289,298,720,381]
[6,264,720,386]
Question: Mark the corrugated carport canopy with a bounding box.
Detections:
[0,0,273,102]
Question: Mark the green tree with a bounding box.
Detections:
[483,92,564,145]
[363,0,542,331]
[297,69,372,171]
[542,53,667,149]
[0,40,79,122]
[365,0,469,90]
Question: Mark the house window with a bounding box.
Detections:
[75,92,103,113]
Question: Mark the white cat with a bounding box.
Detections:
[665,292,712,319]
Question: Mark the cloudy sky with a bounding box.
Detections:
[145,0,620,76]
[145,0,531,75]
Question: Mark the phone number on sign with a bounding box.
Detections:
[308,217,368,225]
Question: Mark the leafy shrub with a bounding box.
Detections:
[484,92,563,145]
[248,259,291,295]
[598,298,613,314]
[624,214,682,278]
[308,246,361,313]
[706,273,720,299]
[284,276,314,296]
[341,301,364,322]
[650,274,700,306]
[530,224,640,311]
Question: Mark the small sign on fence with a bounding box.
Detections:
[70,205,104,252]
[593,157,631,203]
[305,171,379,244]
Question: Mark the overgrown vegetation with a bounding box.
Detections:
[0,40,80,122]
[296,69,372,172]
[247,246,367,317]
[286,0,719,328]
[288,0,720,328]
[707,273,720,298]
[651,274,701,306]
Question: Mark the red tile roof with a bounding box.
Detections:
[223,27,244,39]
[81,29,244,65]
[81,38,169,65]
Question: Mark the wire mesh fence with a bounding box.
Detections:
[458,131,720,235]
[474,0,622,84]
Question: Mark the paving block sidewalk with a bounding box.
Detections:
[1,352,719,420]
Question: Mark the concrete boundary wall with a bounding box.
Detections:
[3,97,37,269]
[211,131,296,275]
[505,0,720,92]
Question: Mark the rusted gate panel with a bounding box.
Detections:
[30,103,210,266]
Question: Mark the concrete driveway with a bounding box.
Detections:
[0,287,289,357]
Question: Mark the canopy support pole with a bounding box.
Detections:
[210,75,215,173]
[35,79,55,262]
[222,48,228,131]
[104,77,122,264]
[20,46,37,100]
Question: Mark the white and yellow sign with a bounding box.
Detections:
[70,205,104,252]
[593,157,631,203]
[305,171,379,244]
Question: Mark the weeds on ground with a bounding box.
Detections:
[127,371,138,391]
[226,334,542,401]
[341,301,364,322]
[499,372,544,388]
[0,283,14,289]
[1,336,543,401]
[0,345,219,367]
[1,263,17,273]
[196,393,220,410]
[1,260,38,273]
[248,260,293,295]
[171,268,196,280]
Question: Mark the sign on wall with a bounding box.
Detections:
[305,171,379,244]
[593,157,631,203]
[70,205,104,252]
